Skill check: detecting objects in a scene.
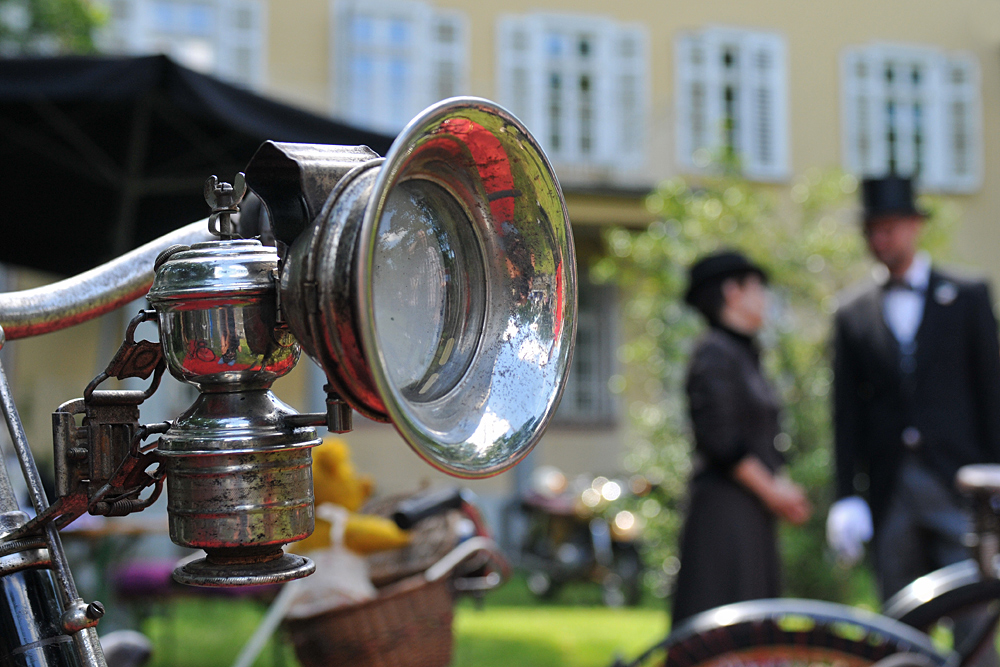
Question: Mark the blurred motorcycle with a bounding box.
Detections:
[517,466,648,607]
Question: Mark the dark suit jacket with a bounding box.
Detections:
[833,267,1000,523]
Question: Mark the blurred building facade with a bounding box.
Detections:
[7,0,1000,501]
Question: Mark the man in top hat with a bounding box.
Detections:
[827,175,1000,607]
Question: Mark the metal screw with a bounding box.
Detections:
[204,173,247,239]
[85,601,105,620]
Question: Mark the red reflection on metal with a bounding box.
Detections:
[553,258,564,348]
[437,118,516,232]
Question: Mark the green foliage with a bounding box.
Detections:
[593,168,954,604]
[0,0,105,55]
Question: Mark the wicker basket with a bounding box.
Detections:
[284,492,508,667]
[362,493,461,587]
[285,572,455,667]
[285,493,463,667]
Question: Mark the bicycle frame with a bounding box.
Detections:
[884,466,1000,667]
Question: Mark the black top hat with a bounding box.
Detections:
[861,176,926,223]
[685,250,767,305]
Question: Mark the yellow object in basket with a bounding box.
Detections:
[295,511,411,554]
[343,513,412,554]
[293,437,409,554]
[312,437,374,513]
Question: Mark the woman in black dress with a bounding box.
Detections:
[671,251,812,626]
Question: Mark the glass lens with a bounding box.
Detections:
[371,178,485,402]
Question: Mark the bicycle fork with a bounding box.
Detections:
[0,330,106,667]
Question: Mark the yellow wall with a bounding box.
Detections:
[5,0,1000,501]
[259,0,1000,282]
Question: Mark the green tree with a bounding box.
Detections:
[0,0,104,56]
[593,168,955,605]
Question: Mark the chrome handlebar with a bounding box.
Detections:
[0,220,214,340]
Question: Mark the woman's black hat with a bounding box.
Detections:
[861,176,926,223]
[685,250,768,305]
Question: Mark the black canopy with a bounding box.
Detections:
[0,55,395,275]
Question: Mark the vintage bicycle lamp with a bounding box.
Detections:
[144,98,577,585]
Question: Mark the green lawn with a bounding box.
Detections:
[453,604,665,667]
[137,577,667,667]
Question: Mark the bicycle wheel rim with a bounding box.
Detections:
[885,559,1000,630]
[623,599,957,667]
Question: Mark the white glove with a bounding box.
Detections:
[826,496,873,566]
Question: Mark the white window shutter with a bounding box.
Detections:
[740,31,787,180]
[112,0,151,53]
[841,46,888,178]
[524,19,549,153]
[590,22,616,165]
[369,16,390,130]
[331,0,359,124]
[890,57,916,177]
[119,0,150,53]
[701,29,730,158]
[863,47,890,177]
[404,3,432,125]
[428,11,468,104]
[840,47,864,175]
[496,15,539,134]
[542,23,572,161]
[919,50,949,189]
[217,0,265,88]
[940,54,981,192]
[675,31,709,169]
[614,24,648,169]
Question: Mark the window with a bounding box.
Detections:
[332,0,468,134]
[95,0,266,89]
[496,13,648,171]
[553,276,617,425]
[841,43,981,193]
[675,27,788,181]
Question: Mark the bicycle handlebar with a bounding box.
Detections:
[391,487,466,530]
[0,219,213,340]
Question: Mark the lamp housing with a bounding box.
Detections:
[246,97,577,478]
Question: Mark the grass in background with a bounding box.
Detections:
[137,574,667,667]
[140,596,298,667]
[453,603,664,667]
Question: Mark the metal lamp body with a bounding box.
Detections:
[148,240,319,586]
[150,240,300,390]
[248,97,578,479]
[279,159,388,422]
